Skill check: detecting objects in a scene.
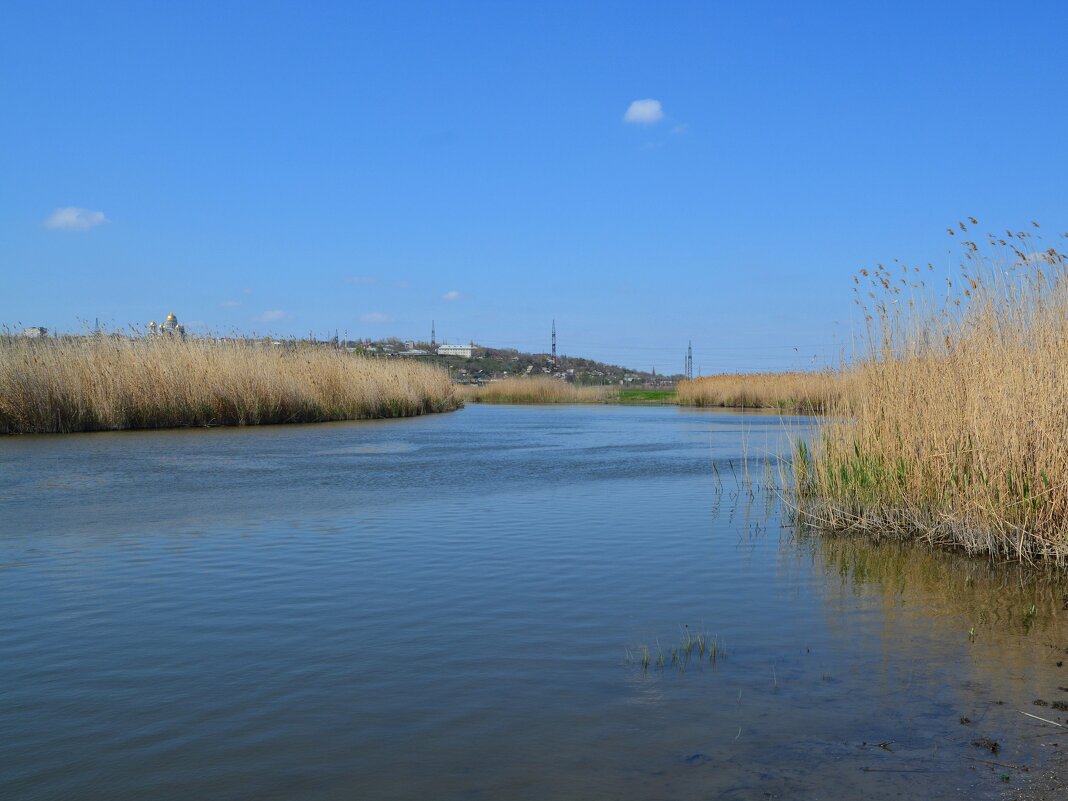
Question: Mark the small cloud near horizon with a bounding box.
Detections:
[623,99,664,125]
[442,290,462,301]
[361,312,392,323]
[345,276,379,285]
[221,300,241,308]
[257,309,288,322]
[44,207,108,232]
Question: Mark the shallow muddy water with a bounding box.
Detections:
[1,404,1066,800]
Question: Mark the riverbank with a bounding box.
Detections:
[676,371,841,412]
[462,373,842,410]
[458,377,677,405]
[0,336,459,433]
[794,224,1068,564]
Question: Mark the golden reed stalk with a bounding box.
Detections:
[0,336,458,433]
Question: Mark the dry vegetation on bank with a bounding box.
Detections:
[0,336,458,433]
[677,371,842,412]
[794,222,1068,563]
[458,376,614,404]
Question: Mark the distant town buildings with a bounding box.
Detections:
[148,312,186,338]
[437,343,475,358]
[22,326,48,338]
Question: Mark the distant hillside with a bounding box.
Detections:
[345,338,679,386]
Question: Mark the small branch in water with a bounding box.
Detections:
[1020,711,1064,727]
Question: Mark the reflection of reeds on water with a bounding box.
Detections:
[0,336,459,433]
[793,526,1068,638]
[793,224,1068,564]
[625,626,726,674]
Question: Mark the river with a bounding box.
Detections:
[1,404,1065,799]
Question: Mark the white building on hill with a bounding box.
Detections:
[437,343,474,358]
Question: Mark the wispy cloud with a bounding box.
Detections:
[672,123,689,135]
[361,312,392,323]
[257,309,289,322]
[221,300,241,308]
[442,290,462,302]
[44,206,108,231]
[345,275,379,286]
[623,99,663,125]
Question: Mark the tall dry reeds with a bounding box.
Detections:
[677,371,842,412]
[795,222,1068,563]
[0,335,458,433]
[458,376,615,404]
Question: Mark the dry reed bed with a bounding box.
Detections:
[794,223,1068,563]
[459,376,615,404]
[0,336,458,433]
[677,371,842,412]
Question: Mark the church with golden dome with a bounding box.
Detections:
[148,312,186,338]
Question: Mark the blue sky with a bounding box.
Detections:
[3,1,1067,373]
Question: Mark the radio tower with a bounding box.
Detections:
[685,341,693,380]
[551,320,557,371]
[431,320,436,347]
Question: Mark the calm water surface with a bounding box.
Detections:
[2,405,1066,800]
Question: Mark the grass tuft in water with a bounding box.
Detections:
[625,626,727,674]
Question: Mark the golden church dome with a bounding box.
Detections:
[166,312,177,321]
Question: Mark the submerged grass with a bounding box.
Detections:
[793,222,1068,563]
[625,626,726,673]
[0,335,459,433]
[677,371,842,413]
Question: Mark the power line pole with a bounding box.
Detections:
[685,341,693,380]
[551,320,557,371]
[431,320,436,347]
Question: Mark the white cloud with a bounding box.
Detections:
[44,206,108,231]
[672,123,689,135]
[623,99,664,125]
[345,275,379,285]
[257,309,288,322]
[221,300,241,308]
[442,290,462,301]
[361,312,392,323]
